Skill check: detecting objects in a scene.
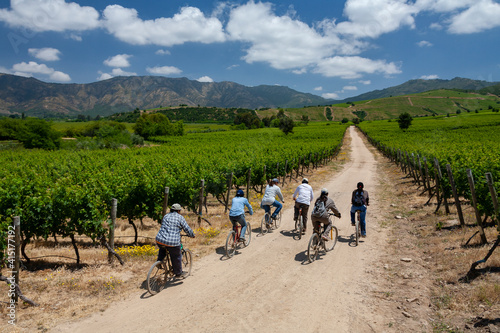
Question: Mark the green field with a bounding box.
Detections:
[358,112,500,215]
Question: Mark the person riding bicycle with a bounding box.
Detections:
[293,177,314,234]
[350,182,369,238]
[310,188,341,240]
[155,203,195,278]
[261,178,284,226]
[229,189,254,242]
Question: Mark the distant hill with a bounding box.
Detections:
[344,77,499,102]
[0,73,499,119]
[0,74,328,118]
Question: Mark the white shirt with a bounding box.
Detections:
[293,183,314,205]
[261,185,284,205]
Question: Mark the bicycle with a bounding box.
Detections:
[147,235,192,295]
[260,206,282,235]
[354,209,361,246]
[225,220,251,258]
[294,205,305,240]
[307,213,338,263]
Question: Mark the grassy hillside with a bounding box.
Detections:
[279,89,500,121]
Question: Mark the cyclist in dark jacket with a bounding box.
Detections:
[350,182,369,237]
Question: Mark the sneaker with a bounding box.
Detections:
[175,271,189,279]
[321,235,329,241]
[351,222,355,226]
[271,215,277,220]
[302,229,307,234]
[239,237,246,243]
[361,235,366,238]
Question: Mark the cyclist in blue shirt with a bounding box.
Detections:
[228,189,254,242]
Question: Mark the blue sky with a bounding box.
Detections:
[1,0,500,100]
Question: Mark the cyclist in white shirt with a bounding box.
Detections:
[292,178,314,234]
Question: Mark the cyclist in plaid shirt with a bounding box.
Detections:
[156,203,195,278]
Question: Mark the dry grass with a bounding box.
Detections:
[0,153,349,333]
[374,155,500,333]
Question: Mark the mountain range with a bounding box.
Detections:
[0,73,498,119]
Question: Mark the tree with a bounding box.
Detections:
[16,118,62,149]
[279,117,294,135]
[301,115,309,125]
[397,112,413,130]
[134,113,183,139]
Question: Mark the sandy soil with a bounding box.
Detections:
[51,126,429,333]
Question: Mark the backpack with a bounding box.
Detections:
[312,199,326,217]
[353,190,365,206]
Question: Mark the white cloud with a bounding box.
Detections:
[343,85,358,91]
[146,66,182,75]
[104,54,132,68]
[417,40,433,47]
[226,1,335,70]
[333,0,418,39]
[50,70,70,81]
[11,61,71,81]
[102,5,226,46]
[69,33,82,41]
[97,71,113,81]
[111,68,136,76]
[322,92,340,99]
[0,0,100,32]
[420,74,439,79]
[314,86,323,91]
[197,76,214,83]
[28,47,61,61]
[359,80,371,85]
[155,49,171,55]
[447,0,500,34]
[314,56,401,79]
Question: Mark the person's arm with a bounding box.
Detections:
[245,199,253,215]
[365,191,370,206]
[277,188,284,202]
[327,199,341,217]
[180,217,195,238]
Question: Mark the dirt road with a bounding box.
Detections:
[52,126,393,333]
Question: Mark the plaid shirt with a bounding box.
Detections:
[156,212,195,247]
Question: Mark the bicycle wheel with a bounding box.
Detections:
[182,248,192,275]
[225,230,236,258]
[243,222,251,247]
[260,214,270,235]
[307,233,320,263]
[324,225,338,252]
[297,215,304,240]
[355,219,360,246]
[147,261,167,295]
[274,210,282,229]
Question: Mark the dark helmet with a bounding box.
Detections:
[321,188,329,196]
[236,189,244,197]
[302,178,308,184]
[272,178,279,184]
[357,182,364,189]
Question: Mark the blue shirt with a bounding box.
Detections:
[229,196,253,217]
[156,212,195,247]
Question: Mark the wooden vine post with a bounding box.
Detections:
[446,164,465,227]
[435,159,450,214]
[198,179,204,225]
[246,168,251,199]
[162,187,170,218]
[423,157,432,197]
[486,172,499,231]
[225,173,233,213]
[108,198,117,263]
[467,169,488,244]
